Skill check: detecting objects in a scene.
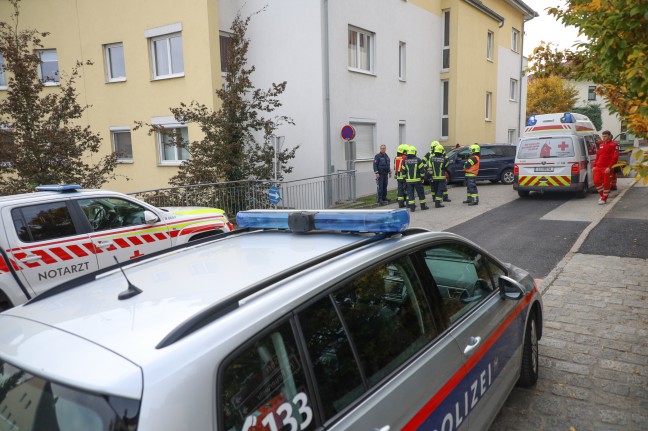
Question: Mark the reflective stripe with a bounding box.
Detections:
[518,175,571,187]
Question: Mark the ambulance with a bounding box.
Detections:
[514,112,599,197]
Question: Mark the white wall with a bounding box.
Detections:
[496,45,524,144]
[570,80,622,136]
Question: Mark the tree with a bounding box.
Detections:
[573,103,603,131]
[527,1,647,137]
[0,0,117,195]
[526,75,578,117]
[139,10,297,187]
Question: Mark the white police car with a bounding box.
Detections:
[0,209,542,430]
[0,184,233,310]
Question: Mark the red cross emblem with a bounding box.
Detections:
[558,141,569,151]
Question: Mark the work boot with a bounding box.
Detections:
[443,197,452,202]
[421,203,430,210]
[409,204,416,212]
[435,201,445,208]
[462,197,472,204]
[468,198,479,206]
[398,201,406,208]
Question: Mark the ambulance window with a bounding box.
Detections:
[12,202,78,242]
[220,322,315,431]
[423,243,493,324]
[78,197,147,232]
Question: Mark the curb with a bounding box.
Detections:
[537,179,638,295]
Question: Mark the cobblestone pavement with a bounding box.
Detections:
[490,182,648,430]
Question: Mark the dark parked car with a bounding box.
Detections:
[446,144,516,185]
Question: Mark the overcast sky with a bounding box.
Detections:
[523,0,583,57]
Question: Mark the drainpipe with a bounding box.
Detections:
[323,0,333,204]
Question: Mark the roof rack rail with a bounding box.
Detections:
[156,230,397,349]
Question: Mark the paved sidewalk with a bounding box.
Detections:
[491,181,648,430]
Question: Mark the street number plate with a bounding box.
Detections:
[534,167,554,172]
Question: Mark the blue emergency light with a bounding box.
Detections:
[526,115,537,126]
[236,209,410,233]
[560,112,575,123]
[35,184,82,193]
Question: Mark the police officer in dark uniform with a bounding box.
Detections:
[373,144,391,204]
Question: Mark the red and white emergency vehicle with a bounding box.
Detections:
[0,185,233,310]
[514,112,599,197]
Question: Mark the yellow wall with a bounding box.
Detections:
[0,0,222,193]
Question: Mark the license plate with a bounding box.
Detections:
[534,167,554,172]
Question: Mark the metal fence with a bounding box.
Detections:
[128,170,356,218]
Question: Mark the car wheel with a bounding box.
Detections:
[500,168,515,185]
[579,178,589,198]
[518,311,539,387]
[518,190,530,198]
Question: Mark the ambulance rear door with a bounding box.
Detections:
[516,136,577,189]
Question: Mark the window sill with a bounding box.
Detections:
[151,73,185,82]
[116,159,134,164]
[0,86,6,91]
[43,81,61,87]
[348,68,376,77]
[158,161,185,167]
[509,99,517,102]
[107,77,127,84]
[399,78,406,83]
[486,58,494,63]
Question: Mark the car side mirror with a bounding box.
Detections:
[143,210,159,225]
[498,275,525,300]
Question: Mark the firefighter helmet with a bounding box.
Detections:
[407,146,417,155]
[430,140,440,150]
[397,144,407,154]
[434,144,445,154]
[470,144,480,154]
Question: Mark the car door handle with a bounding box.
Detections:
[372,426,390,431]
[95,240,115,249]
[19,253,42,263]
[463,336,482,354]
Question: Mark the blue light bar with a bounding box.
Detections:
[35,184,82,193]
[526,115,537,126]
[236,209,410,233]
[561,112,575,123]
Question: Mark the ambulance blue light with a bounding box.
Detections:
[526,115,537,126]
[561,112,575,123]
[236,209,410,233]
[35,184,82,193]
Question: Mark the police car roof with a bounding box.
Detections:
[3,228,407,362]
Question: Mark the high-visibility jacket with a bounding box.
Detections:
[394,154,407,180]
[428,154,448,180]
[464,155,480,176]
[404,155,426,182]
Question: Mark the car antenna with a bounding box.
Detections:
[113,256,143,300]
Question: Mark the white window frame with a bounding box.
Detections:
[511,28,520,53]
[441,80,449,139]
[588,86,597,101]
[145,24,184,80]
[485,92,492,121]
[110,127,133,162]
[349,119,376,160]
[508,129,517,144]
[398,41,406,81]
[0,52,7,89]
[104,43,126,82]
[509,78,518,101]
[37,49,60,86]
[487,31,494,61]
[348,26,375,74]
[151,116,188,165]
[442,10,450,70]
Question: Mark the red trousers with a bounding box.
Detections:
[593,167,612,200]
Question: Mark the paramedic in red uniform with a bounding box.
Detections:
[593,130,619,204]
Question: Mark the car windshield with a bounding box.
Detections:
[517,137,575,159]
[0,360,140,431]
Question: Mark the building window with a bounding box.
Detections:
[442,10,450,70]
[348,26,374,73]
[104,43,126,82]
[511,28,520,53]
[158,126,189,164]
[0,52,6,88]
[508,129,517,144]
[398,42,406,80]
[219,31,232,74]
[37,49,59,85]
[509,78,518,101]
[111,128,133,161]
[399,121,406,145]
[487,31,494,61]
[441,80,449,138]
[145,24,184,80]
[485,92,492,121]
[588,85,596,101]
[349,121,375,159]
